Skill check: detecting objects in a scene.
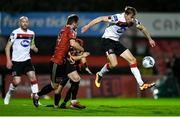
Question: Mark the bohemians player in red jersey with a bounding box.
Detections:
[34,14,85,107]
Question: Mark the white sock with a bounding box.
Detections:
[71,99,77,104]
[99,63,110,77]
[130,67,144,86]
[8,83,16,95]
[31,84,39,94]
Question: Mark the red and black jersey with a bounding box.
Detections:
[51,25,77,64]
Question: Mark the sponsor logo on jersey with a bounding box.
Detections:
[21,40,30,47]
[117,26,127,33]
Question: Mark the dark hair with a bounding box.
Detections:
[76,38,83,46]
[66,14,79,25]
[124,6,137,16]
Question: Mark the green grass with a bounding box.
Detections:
[0,98,180,116]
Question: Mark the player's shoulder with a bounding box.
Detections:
[27,29,35,35]
[64,25,74,33]
[110,13,125,22]
[11,28,20,34]
[111,13,123,17]
[117,13,126,22]
[64,25,72,31]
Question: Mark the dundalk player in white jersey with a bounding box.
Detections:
[4,16,39,107]
[82,6,156,91]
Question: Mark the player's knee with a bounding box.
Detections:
[129,57,137,64]
[69,74,81,82]
[54,85,62,94]
[110,62,118,68]
[28,74,36,81]
[27,71,36,80]
[51,83,59,90]
[13,78,21,85]
[72,76,81,82]
[74,76,81,82]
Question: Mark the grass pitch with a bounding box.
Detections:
[0,98,180,116]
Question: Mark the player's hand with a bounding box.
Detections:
[33,47,38,53]
[81,25,89,33]
[149,39,156,47]
[31,45,38,53]
[82,52,90,58]
[6,60,13,69]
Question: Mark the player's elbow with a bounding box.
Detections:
[98,16,108,22]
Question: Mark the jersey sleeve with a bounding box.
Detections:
[9,31,17,43]
[31,31,35,45]
[107,14,119,24]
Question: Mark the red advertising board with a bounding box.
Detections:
[4,74,160,98]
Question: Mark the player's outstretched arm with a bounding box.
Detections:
[137,24,156,47]
[5,40,13,69]
[81,16,109,33]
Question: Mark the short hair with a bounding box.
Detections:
[66,14,79,25]
[19,16,29,21]
[124,6,137,16]
[76,38,83,46]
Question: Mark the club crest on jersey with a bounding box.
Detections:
[21,40,30,47]
[117,26,127,33]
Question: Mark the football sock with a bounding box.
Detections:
[99,63,110,77]
[37,84,53,97]
[31,80,39,94]
[8,83,16,95]
[130,63,144,86]
[64,86,72,103]
[71,99,77,104]
[54,93,61,106]
[71,81,80,100]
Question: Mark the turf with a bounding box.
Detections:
[0,98,180,116]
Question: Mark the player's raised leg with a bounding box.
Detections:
[120,49,155,90]
[96,53,118,88]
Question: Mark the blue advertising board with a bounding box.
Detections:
[0,12,114,36]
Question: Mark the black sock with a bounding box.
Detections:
[37,84,53,97]
[54,93,61,106]
[71,81,80,100]
[63,87,72,103]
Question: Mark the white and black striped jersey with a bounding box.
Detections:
[102,13,141,41]
[9,28,35,62]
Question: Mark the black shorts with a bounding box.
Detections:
[102,38,127,55]
[12,59,35,76]
[50,60,76,84]
[59,77,69,87]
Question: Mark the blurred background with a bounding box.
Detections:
[0,0,180,99]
